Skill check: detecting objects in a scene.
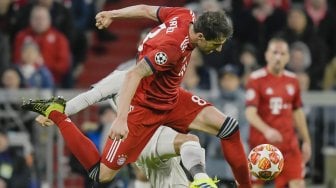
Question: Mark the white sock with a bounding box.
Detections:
[194,173,209,180]
[180,141,209,180]
[156,127,178,160]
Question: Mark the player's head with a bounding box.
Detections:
[265,37,290,75]
[193,11,233,54]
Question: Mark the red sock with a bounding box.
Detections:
[49,111,100,170]
[220,131,252,188]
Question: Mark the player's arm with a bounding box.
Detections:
[118,59,152,118]
[110,59,153,140]
[245,106,283,143]
[293,108,311,163]
[96,5,159,29]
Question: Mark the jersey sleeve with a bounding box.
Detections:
[144,41,181,72]
[292,78,303,109]
[157,7,193,23]
[245,78,260,107]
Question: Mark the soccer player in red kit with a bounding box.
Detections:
[22,5,251,187]
[245,37,312,188]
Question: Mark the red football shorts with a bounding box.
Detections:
[101,88,212,169]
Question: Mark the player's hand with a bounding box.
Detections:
[95,11,114,29]
[301,141,311,164]
[263,127,283,143]
[109,118,129,141]
[35,115,55,126]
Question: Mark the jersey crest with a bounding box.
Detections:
[286,84,295,96]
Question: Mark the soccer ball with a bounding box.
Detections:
[248,144,284,181]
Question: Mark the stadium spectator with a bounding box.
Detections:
[245,37,311,188]
[287,41,311,91]
[304,0,336,61]
[0,130,32,188]
[0,66,24,89]
[18,41,54,89]
[238,43,260,86]
[0,32,10,75]
[279,7,328,90]
[234,0,287,65]
[243,0,292,11]
[15,0,74,44]
[15,0,89,87]
[13,5,70,86]
[0,0,20,42]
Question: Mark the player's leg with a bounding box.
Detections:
[65,70,126,115]
[134,126,209,187]
[147,125,216,187]
[136,126,187,187]
[174,134,208,180]
[21,97,119,183]
[98,105,160,184]
[275,147,305,188]
[35,71,126,125]
[167,89,251,187]
[188,106,251,187]
[156,127,210,183]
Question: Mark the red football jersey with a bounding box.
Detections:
[133,7,196,110]
[246,68,303,152]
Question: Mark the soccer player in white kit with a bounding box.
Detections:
[36,69,213,188]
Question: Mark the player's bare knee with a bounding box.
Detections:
[216,116,239,139]
[174,134,199,154]
[183,134,199,143]
[176,133,199,144]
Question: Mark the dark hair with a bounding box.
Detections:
[194,11,233,40]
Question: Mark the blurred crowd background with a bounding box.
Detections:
[0,0,336,187]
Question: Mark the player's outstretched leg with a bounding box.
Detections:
[21,97,101,182]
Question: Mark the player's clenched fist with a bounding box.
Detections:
[109,118,129,141]
[95,11,114,29]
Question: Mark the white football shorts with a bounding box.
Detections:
[136,126,189,188]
